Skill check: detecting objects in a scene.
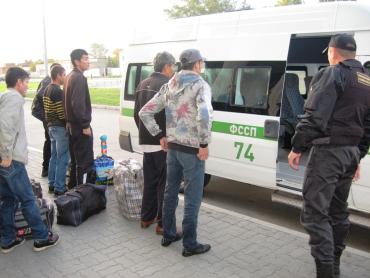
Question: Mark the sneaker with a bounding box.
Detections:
[182,243,211,257]
[41,168,48,178]
[33,232,59,252]
[161,232,183,247]
[48,186,54,194]
[54,190,67,197]
[1,237,25,254]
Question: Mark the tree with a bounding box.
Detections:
[276,0,302,6]
[90,43,108,58]
[164,0,251,19]
[107,48,121,68]
[319,0,356,2]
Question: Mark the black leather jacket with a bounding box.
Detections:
[292,59,370,158]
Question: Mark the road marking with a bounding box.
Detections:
[27,146,370,258]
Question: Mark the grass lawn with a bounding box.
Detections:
[0,81,39,92]
[1,82,120,106]
[89,88,120,106]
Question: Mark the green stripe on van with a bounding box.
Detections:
[121,107,274,140]
[121,108,134,117]
[211,121,268,140]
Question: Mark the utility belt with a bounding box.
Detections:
[312,136,360,146]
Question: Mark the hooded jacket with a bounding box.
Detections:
[139,70,213,154]
[0,89,28,164]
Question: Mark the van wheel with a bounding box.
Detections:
[179,174,211,194]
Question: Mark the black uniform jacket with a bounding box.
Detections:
[292,59,370,158]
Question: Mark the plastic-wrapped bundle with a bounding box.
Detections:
[94,155,114,185]
[113,158,144,220]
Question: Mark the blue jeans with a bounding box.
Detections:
[0,161,49,246]
[162,149,205,250]
[48,126,70,193]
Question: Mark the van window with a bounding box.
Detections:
[203,67,234,105]
[125,65,138,99]
[233,67,271,109]
[125,63,153,101]
[140,65,154,81]
[286,67,307,95]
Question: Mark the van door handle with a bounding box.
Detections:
[264,119,279,139]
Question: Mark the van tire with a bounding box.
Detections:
[179,174,211,194]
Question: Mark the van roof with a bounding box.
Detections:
[131,2,370,45]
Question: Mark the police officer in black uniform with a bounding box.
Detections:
[288,34,370,278]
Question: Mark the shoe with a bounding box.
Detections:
[156,225,182,236]
[182,243,211,257]
[141,218,157,228]
[54,190,67,197]
[33,232,59,252]
[155,225,163,235]
[48,186,54,194]
[41,168,48,178]
[161,232,183,247]
[1,237,25,254]
[315,260,334,278]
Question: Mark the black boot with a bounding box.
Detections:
[315,260,334,278]
[333,252,342,277]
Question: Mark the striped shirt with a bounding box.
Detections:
[43,84,66,127]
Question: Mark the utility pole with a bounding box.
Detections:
[42,0,48,76]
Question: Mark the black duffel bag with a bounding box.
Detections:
[54,183,107,226]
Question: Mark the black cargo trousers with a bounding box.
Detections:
[141,150,167,227]
[68,125,95,188]
[301,144,360,264]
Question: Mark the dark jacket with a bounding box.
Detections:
[134,72,169,145]
[31,76,51,121]
[43,83,66,128]
[292,59,370,158]
[63,68,91,129]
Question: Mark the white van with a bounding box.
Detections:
[118,2,370,226]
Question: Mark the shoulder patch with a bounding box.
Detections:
[357,72,370,87]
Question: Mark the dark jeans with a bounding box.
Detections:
[42,121,51,170]
[162,149,205,250]
[141,150,166,226]
[68,126,94,188]
[0,161,49,246]
[301,145,360,264]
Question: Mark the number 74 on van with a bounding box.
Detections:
[234,142,255,162]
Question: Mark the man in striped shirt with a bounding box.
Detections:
[43,65,69,196]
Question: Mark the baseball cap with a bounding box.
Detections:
[179,49,205,65]
[322,34,357,53]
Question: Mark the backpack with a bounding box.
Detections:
[31,77,51,121]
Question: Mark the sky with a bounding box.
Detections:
[0,0,367,65]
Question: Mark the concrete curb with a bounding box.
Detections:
[25,97,119,111]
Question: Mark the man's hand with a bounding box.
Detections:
[160,137,168,152]
[0,159,12,168]
[82,127,92,136]
[353,165,361,182]
[198,147,209,161]
[288,151,301,170]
